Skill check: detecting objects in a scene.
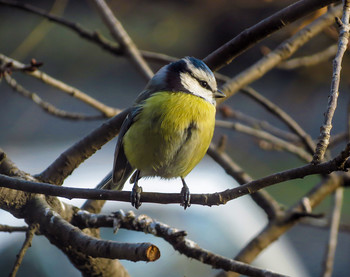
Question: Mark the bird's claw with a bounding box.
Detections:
[180,185,191,210]
[131,184,143,209]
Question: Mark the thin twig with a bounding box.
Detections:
[220,106,300,143]
[321,187,344,277]
[4,73,104,120]
[218,5,342,104]
[9,224,38,277]
[0,0,176,66]
[216,120,313,162]
[92,0,153,80]
[278,44,338,69]
[240,87,315,154]
[313,1,350,163]
[0,53,119,117]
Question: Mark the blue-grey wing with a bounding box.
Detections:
[111,107,142,189]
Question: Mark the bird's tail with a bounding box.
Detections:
[96,170,129,191]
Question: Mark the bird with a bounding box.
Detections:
[98,56,225,209]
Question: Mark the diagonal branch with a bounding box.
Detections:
[278,44,338,69]
[216,120,313,162]
[0,53,119,117]
[4,73,104,120]
[9,224,38,277]
[207,143,281,220]
[218,5,342,103]
[240,87,315,154]
[219,105,300,143]
[36,107,132,185]
[204,0,340,71]
[92,0,153,80]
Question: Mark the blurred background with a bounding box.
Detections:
[1,0,350,276]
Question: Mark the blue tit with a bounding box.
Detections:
[99,57,225,209]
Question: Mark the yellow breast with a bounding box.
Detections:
[123,91,216,178]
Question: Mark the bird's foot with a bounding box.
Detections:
[180,178,191,209]
[131,183,143,209]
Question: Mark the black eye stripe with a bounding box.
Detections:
[189,72,212,91]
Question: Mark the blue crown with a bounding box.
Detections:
[185,57,213,75]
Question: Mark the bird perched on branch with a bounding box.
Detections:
[99,57,224,209]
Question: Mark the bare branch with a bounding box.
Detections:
[219,105,300,143]
[207,144,281,220]
[240,87,315,153]
[0,53,119,117]
[204,0,340,71]
[3,73,104,120]
[218,5,342,104]
[73,210,287,277]
[92,0,153,80]
[3,143,350,206]
[278,44,337,69]
[0,0,178,66]
[26,196,160,262]
[230,174,344,275]
[321,187,344,277]
[0,224,27,233]
[313,0,350,163]
[9,224,38,277]
[36,108,132,185]
[216,120,313,162]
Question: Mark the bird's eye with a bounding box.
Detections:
[199,80,209,89]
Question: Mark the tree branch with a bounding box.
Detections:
[73,210,287,277]
[204,0,340,71]
[216,120,313,162]
[218,5,342,103]
[321,187,344,277]
[207,143,281,220]
[3,143,350,206]
[92,0,153,80]
[313,0,350,163]
[0,53,119,118]
[26,196,160,262]
[278,44,338,69]
[219,105,300,143]
[3,73,104,120]
[9,224,38,277]
[36,107,132,185]
[0,224,28,233]
[240,87,315,154]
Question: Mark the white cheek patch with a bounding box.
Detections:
[180,72,214,104]
[184,58,217,93]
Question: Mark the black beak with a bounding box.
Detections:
[214,89,226,98]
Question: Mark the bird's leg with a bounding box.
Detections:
[131,170,142,209]
[180,177,191,209]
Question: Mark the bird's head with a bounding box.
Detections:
[147,57,225,104]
